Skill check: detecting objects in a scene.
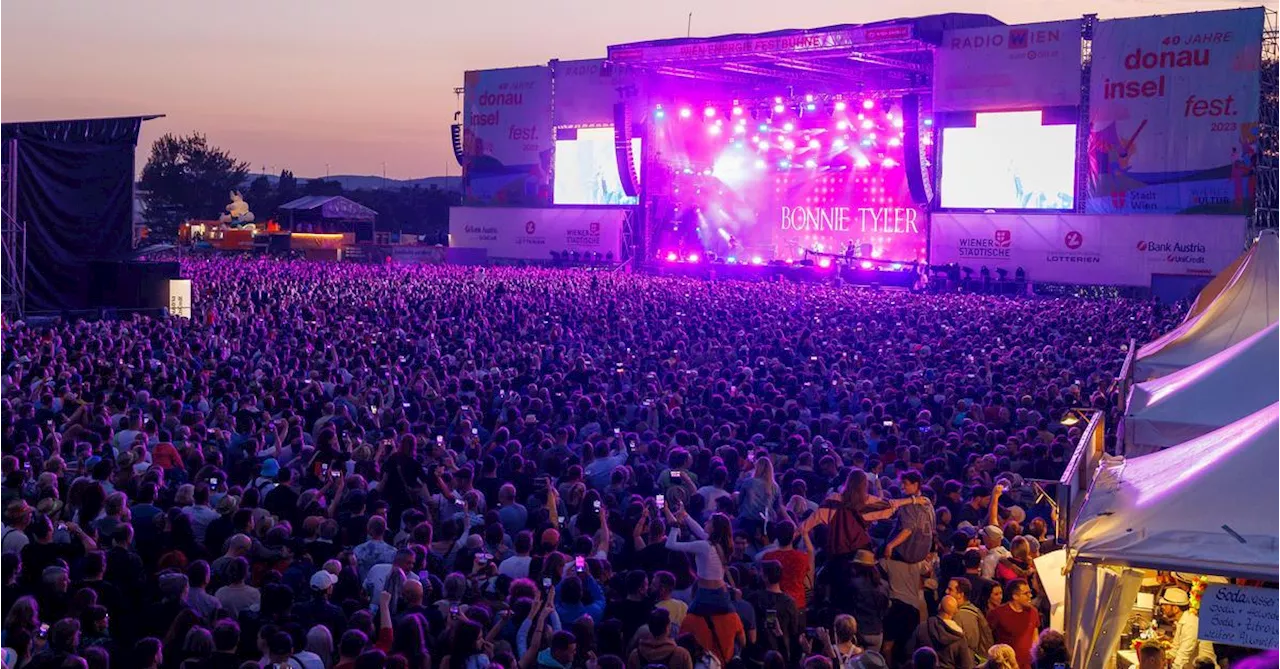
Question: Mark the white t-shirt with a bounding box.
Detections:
[497,555,532,580]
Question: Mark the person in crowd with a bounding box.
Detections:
[0,257,1181,669]
[986,580,1040,669]
[948,577,993,663]
[1159,587,1215,669]
[628,608,692,669]
[909,595,973,669]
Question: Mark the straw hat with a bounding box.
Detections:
[1160,587,1190,607]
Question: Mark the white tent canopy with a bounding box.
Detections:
[1124,323,1279,456]
[1135,230,1278,381]
[1073,402,1280,580]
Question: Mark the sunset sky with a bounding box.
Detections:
[1,0,1259,180]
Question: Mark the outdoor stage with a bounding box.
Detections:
[454,8,1276,290]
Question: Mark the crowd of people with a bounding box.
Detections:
[0,258,1189,669]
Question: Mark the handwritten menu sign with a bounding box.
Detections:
[1199,585,1278,650]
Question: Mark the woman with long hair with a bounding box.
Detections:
[982,644,1018,669]
[734,457,780,526]
[391,614,431,669]
[983,583,1004,615]
[665,510,732,591]
[2,596,39,646]
[304,625,334,669]
[439,618,490,669]
[800,469,925,557]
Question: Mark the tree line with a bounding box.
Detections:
[139,132,459,241]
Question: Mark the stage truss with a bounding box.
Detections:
[1,138,26,321]
[1255,8,1279,234]
[1075,15,1098,213]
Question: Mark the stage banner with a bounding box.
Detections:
[552,59,617,127]
[448,206,625,260]
[1086,9,1264,215]
[929,212,1245,286]
[608,24,913,64]
[462,66,554,206]
[934,20,1083,112]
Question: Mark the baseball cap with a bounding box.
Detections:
[310,570,338,591]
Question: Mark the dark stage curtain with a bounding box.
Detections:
[2,117,142,312]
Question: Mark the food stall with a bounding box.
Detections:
[1065,404,1279,667]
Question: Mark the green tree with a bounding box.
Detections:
[277,169,299,204]
[246,174,272,208]
[138,133,250,234]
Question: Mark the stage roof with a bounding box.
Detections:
[279,195,377,221]
[606,13,1003,92]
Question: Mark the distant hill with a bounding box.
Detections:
[243,173,461,191]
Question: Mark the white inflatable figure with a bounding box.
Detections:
[218,190,256,228]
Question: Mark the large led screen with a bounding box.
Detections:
[940,111,1076,210]
[553,128,641,205]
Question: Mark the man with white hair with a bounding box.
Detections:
[1159,587,1214,669]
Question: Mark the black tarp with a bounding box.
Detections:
[2,117,144,312]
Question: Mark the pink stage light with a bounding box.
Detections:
[775,96,784,103]
[836,121,849,131]
[806,103,817,112]
[732,106,744,116]
[862,99,875,110]
[665,251,678,262]
[782,122,795,132]
[856,156,871,168]
[708,125,722,136]
[804,158,817,168]
[782,139,796,151]
[893,117,904,129]
[687,253,700,263]
[655,108,666,119]
[751,256,764,265]
[861,260,873,269]
[805,94,815,102]
[888,137,901,147]
[704,107,716,118]
[818,257,832,268]
[758,124,769,132]
[834,100,847,112]
[808,139,820,149]
[833,138,846,149]
[774,104,786,114]
[861,119,874,130]
[754,159,767,169]
[679,108,692,119]
[757,140,770,150]
[882,157,898,168]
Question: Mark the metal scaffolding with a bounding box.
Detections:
[1254,9,1279,235]
[1,138,25,321]
[1074,14,1097,213]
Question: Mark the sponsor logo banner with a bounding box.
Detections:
[1086,8,1264,214]
[930,212,1245,286]
[448,206,624,260]
[552,59,617,127]
[934,20,1083,112]
[463,67,554,205]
